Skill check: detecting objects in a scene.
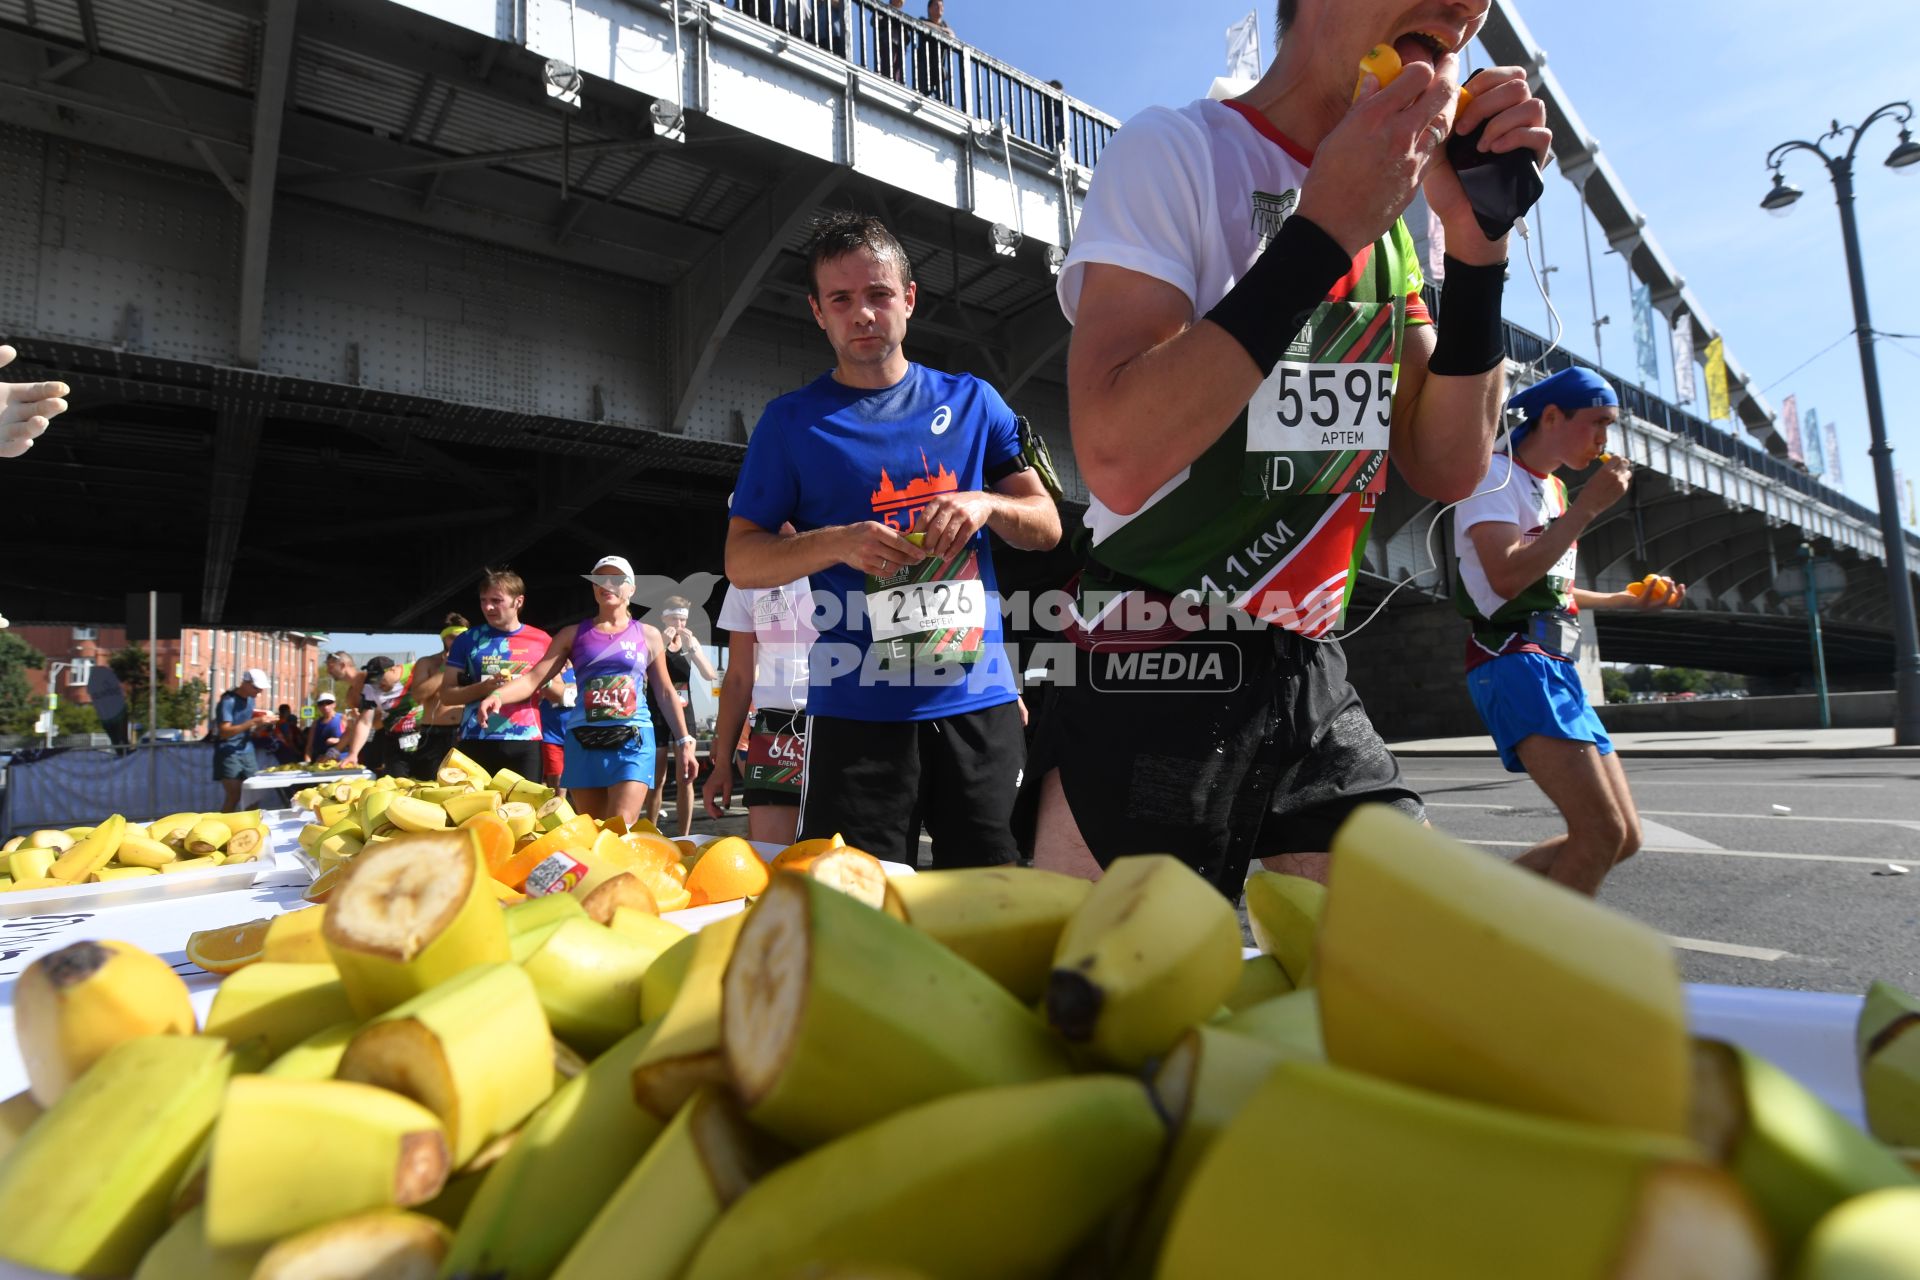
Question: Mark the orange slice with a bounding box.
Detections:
[461,811,516,884]
[631,862,693,913]
[304,862,350,904]
[685,837,771,907]
[498,815,599,890]
[769,832,845,873]
[185,918,272,974]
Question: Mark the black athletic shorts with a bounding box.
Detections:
[458,738,546,786]
[415,723,459,774]
[799,701,1024,869]
[1018,625,1422,895]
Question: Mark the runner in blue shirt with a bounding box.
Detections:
[210,667,268,810]
[727,212,1062,867]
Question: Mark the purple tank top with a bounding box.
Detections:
[569,617,650,727]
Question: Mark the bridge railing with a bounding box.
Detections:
[726,0,1118,167]
[1474,291,1889,533]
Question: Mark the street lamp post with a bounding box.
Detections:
[1764,103,1920,744]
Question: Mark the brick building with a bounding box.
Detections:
[11,625,327,733]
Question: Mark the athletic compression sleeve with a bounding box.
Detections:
[1203,215,1353,377]
[1427,256,1506,376]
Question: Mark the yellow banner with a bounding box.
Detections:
[1705,336,1730,421]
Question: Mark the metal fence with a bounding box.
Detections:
[724,0,1118,168]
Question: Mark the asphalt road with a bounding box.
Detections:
[1402,756,1920,996]
[688,754,1920,998]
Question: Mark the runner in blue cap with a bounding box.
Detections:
[1451,367,1685,896]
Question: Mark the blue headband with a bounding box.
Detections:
[1507,368,1618,442]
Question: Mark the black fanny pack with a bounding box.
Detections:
[1525,608,1582,661]
[572,723,638,751]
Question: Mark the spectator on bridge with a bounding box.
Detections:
[1022,0,1550,894]
[877,0,910,83]
[726,211,1060,868]
[646,595,719,837]
[1454,369,1683,896]
[307,692,344,761]
[915,0,956,105]
[211,667,269,810]
[0,345,69,459]
[462,556,699,827]
[704,539,819,845]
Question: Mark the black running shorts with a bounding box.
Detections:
[1020,625,1423,894]
[458,738,546,787]
[799,702,1024,869]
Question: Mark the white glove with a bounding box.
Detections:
[0,346,70,459]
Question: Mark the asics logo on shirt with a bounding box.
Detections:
[930,405,952,436]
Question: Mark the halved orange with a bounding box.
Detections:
[685,837,770,907]
[304,863,350,904]
[770,831,845,872]
[185,918,272,974]
[461,811,516,884]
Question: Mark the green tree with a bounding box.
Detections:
[163,679,210,732]
[53,700,103,736]
[1651,667,1711,694]
[109,645,155,719]
[0,633,46,734]
[1601,668,1630,704]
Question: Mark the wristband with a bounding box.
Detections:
[1428,256,1507,376]
[675,735,696,747]
[1204,215,1353,377]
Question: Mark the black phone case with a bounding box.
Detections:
[1446,124,1545,241]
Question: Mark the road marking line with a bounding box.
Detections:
[1426,801,1920,832]
[1638,819,1722,851]
[1667,936,1790,962]
[1463,838,1917,869]
[1404,775,1885,790]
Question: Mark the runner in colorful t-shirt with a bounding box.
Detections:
[727,212,1062,868]
[466,555,696,826]
[443,568,553,783]
[1024,6,1552,892]
[1454,368,1683,896]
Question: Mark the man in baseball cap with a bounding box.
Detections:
[308,691,344,762]
[211,667,270,808]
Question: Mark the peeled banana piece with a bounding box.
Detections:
[252,1209,451,1280]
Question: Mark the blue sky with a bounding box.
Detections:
[949,0,1920,521]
